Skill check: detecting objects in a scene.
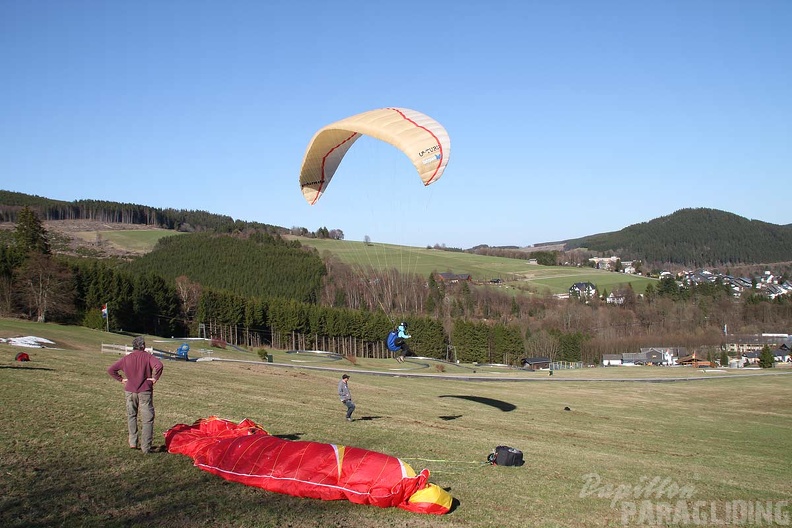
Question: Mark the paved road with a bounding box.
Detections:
[196,356,792,383]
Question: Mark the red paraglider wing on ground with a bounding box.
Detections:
[164,416,452,515]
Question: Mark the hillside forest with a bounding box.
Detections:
[1,197,791,366]
[563,208,792,268]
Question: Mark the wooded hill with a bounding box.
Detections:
[0,190,286,235]
[4,190,791,267]
[563,208,792,266]
[124,232,326,303]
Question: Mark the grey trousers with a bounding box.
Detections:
[343,399,356,419]
[125,391,155,452]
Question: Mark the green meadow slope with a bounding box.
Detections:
[39,223,657,295]
[2,319,790,527]
[287,235,656,294]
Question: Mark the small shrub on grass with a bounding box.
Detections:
[720,350,730,367]
[759,345,775,368]
[211,338,227,349]
[435,363,445,373]
[82,310,105,330]
[345,354,357,365]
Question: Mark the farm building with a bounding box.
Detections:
[676,354,712,368]
[569,282,597,299]
[520,357,551,370]
[602,354,622,366]
[601,347,686,366]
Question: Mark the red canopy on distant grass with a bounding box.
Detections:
[15,352,30,362]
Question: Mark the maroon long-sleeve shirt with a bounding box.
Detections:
[107,350,163,393]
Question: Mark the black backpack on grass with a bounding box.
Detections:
[487,445,523,466]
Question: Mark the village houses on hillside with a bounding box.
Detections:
[587,255,792,300]
[601,337,792,367]
[680,269,792,299]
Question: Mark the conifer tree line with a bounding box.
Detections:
[2,203,792,365]
[0,190,284,234]
[125,232,326,303]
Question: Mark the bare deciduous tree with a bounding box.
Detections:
[16,253,74,322]
[525,330,560,362]
[175,275,202,324]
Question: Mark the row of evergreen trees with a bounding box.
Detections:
[75,262,182,336]
[124,232,326,303]
[193,288,528,362]
[0,190,285,235]
[77,261,529,362]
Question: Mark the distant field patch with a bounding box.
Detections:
[530,269,655,294]
[288,236,655,294]
[71,228,181,253]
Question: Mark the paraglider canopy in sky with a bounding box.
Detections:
[299,107,450,205]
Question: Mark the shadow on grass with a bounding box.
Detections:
[356,416,383,421]
[438,395,516,412]
[285,350,344,363]
[274,432,305,440]
[439,414,463,421]
[1,443,365,528]
[0,365,55,371]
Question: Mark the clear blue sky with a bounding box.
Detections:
[2,1,790,248]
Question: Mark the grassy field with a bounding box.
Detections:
[50,225,654,294]
[286,236,656,295]
[2,318,790,527]
[69,228,181,254]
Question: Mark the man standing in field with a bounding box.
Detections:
[107,336,163,453]
[338,374,355,422]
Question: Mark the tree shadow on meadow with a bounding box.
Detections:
[438,414,463,421]
[438,395,516,412]
[0,365,54,371]
[1,431,462,527]
[355,416,383,421]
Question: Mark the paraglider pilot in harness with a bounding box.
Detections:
[387,322,413,363]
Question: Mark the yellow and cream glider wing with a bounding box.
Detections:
[299,107,450,205]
